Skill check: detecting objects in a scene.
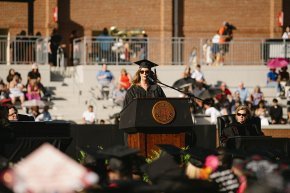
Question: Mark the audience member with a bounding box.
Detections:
[82,105,96,124]
[287,88,290,123]
[7,105,18,121]
[267,68,281,96]
[188,47,197,67]
[209,148,240,193]
[111,85,127,108]
[203,98,221,124]
[282,26,290,39]
[220,105,264,146]
[211,31,221,65]
[99,119,105,124]
[191,64,206,85]
[182,66,192,78]
[27,63,50,98]
[278,66,290,96]
[202,39,213,65]
[118,68,131,90]
[29,106,41,119]
[269,98,286,124]
[215,82,232,115]
[234,82,250,104]
[96,27,115,62]
[26,77,41,101]
[35,105,52,122]
[254,100,269,126]
[96,63,114,99]
[6,68,16,83]
[0,81,10,104]
[250,85,264,108]
[49,28,62,66]
[8,73,25,106]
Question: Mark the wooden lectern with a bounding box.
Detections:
[119,98,193,157]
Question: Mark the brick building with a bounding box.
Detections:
[0,0,290,65]
[1,0,290,37]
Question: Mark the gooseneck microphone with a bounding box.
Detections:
[146,75,155,84]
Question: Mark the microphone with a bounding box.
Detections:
[146,75,155,84]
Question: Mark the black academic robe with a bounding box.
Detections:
[220,121,263,146]
[123,84,166,108]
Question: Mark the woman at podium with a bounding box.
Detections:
[123,59,166,108]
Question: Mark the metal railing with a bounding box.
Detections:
[73,37,276,66]
[0,35,49,65]
[1,35,290,66]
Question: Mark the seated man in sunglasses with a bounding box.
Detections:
[123,59,166,108]
[220,105,264,147]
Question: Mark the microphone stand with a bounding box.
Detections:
[154,78,204,103]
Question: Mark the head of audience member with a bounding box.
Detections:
[7,105,18,121]
[272,98,279,107]
[30,106,40,117]
[88,105,94,112]
[281,66,288,72]
[6,68,16,83]
[253,85,262,94]
[99,119,105,124]
[257,100,266,109]
[270,68,276,72]
[32,63,39,72]
[195,64,201,71]
[120,68,128,76]
[183,66,191,78]
[0,81,7,93]
[13,72,22,83]
[238,82,245,89]
[101,63,108,72]
[220,82,228,91]
[235,105,251,124]
[8,68,15,76]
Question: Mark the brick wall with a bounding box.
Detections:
[0,0,285,37]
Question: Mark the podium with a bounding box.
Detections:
[226,136,290,158]
[119,98,193,156]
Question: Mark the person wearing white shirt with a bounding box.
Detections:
[282,26,290,39]
[203,98,221,124]
[191,64,206,84]
[82,105,96,124]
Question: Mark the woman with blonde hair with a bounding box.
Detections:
[123,59,166,108]
[220,105,264,146]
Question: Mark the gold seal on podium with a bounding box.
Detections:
[152,100,175,124]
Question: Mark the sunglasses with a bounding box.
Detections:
[140,70,150,75]
[237,113,247,117]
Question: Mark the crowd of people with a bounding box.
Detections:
[176,63,290,126]
[0,64,52,122]
[199,21,237,66]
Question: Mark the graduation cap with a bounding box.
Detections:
[156,144,183,164]
[143,154,184,183]
[143,154,219,193]
[184,146,217,168]
[101,145,139,158]
[4,143,98,193]
[101,145,139,176]
[134,59,158,69]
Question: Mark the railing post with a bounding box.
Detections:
[83,36,87,65]
[6,33,11,65]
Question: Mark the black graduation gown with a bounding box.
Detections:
[123,84,166,108]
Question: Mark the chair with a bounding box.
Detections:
[216,114,262,147]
